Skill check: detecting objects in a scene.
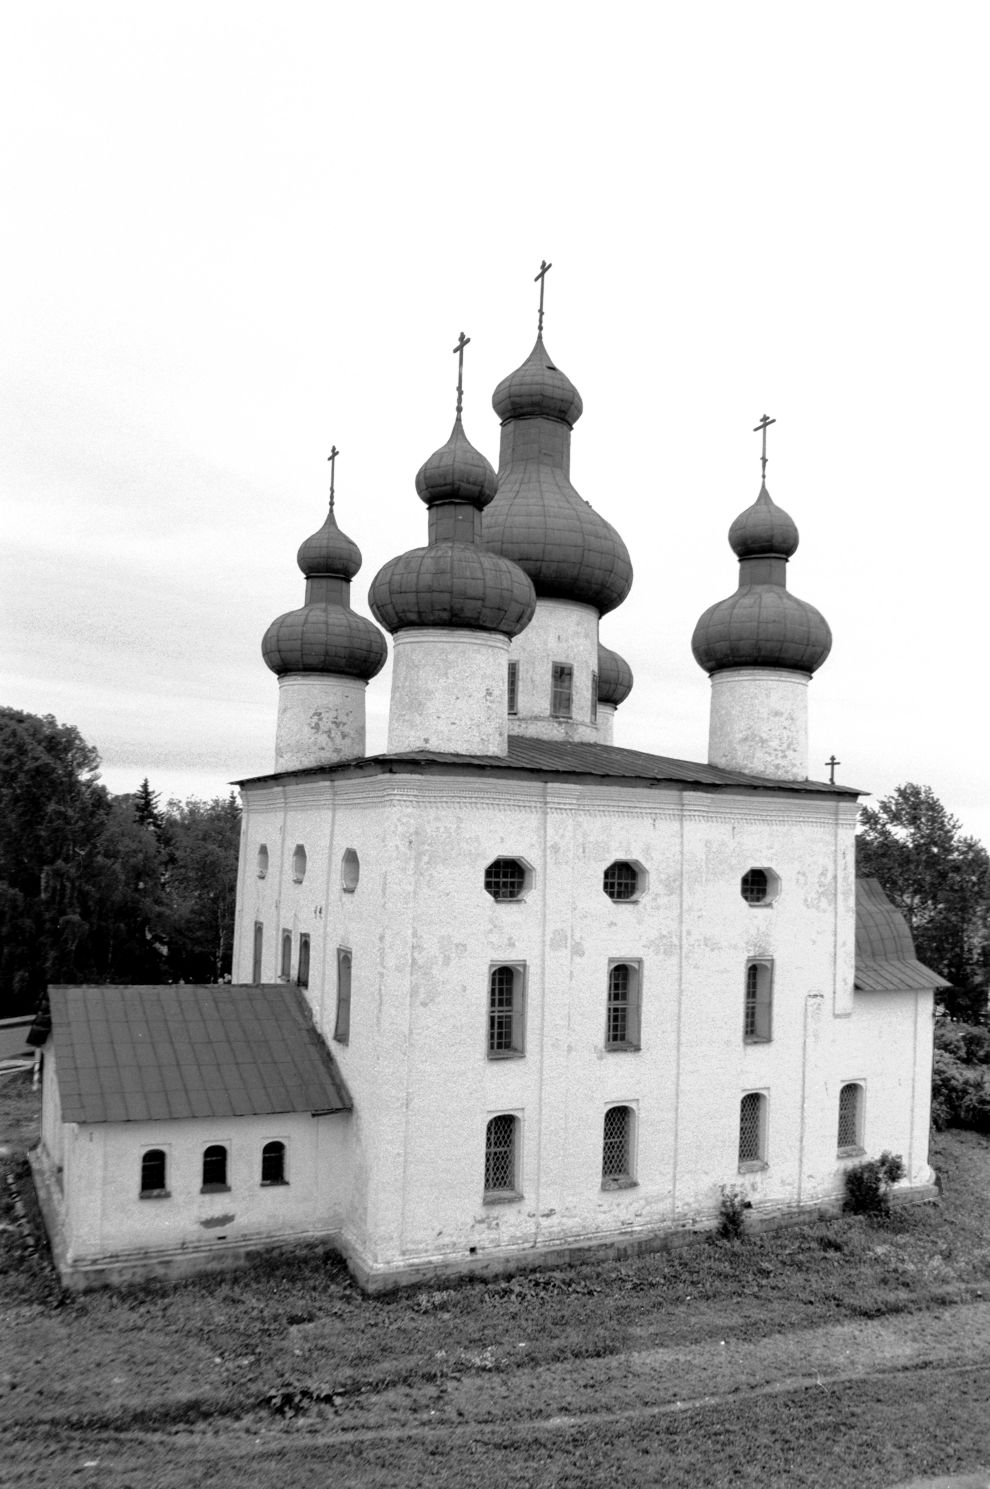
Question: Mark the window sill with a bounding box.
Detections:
[200,1184,231,1194]
[601,1176,638,1191]
[605,1042,641,1053]
[743,1036,772,1045]
[744,903,775,911]
[738,1160,768,1174]
[139,1189,170,1200]
[837,1145,866,1159]
[260,1179,289,1187]
[483,1190,523,1206]
[487,1050,525,1061]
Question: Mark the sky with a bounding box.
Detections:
[2,2,988,844]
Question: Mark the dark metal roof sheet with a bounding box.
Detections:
[236,736,862,797]
[854,878,950,992]
[49,984,352,1125]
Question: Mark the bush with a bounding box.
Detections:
[843,1152,906,1217]
[716,1185,750,1240]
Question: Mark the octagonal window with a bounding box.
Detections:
[741,867,780,906]
[603,860,647,903]
[484,857,531,902]
[292,844,307,884]
[256,845,269,879]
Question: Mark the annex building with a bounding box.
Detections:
[33,289,947,1291]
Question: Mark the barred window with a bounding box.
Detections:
[741,867,780,905]
[591,671,598,723]
[838,1083,863,1152]
[551,663,573,718]
[484,1114,518,1195]
[739,1093,766,1166]
[252,922,264,984]
[140,1148,167,1196]
[484,857,528,901]
[280,930,292,981]
[603,860,639,901]
[261,1140,286,1185]
[297,933,310,990]
[606,961,641,1048]
[202,1144,229,1191]
[334,948,352,1044]
[743,961,773,1042]
[507,661,519,716]
[489,964,525,1056]
[602,1105,634,1184]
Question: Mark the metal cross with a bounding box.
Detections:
[825,754,841,784]
[327,445,339,512]
[753,414,776,482]
[535,258,552,335]
[452,332,470,418]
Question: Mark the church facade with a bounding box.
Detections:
[33,294,945,1291]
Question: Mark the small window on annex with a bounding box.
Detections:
[252,922,264,985]
[743,960,773,1042]
[601,1105,634,1187]
[488,964,525,1057]
[261,1141,287,1185]
[507,660,519,716]
[280,930,292,981]
[256,845,269,879]
[484,857,530,902]
[602,860,642,902]
[202,1144,229,1191]
[739,1092,767,1167]
[484,1114,519,1198]
[740,868,780,906]
[551,662,573,718]
[334,948,352,1044]
[606,961,641,1049]
[292,844,307,884]
[297,934,310,990]
[140,1148,168,1197]
[341,848,360,892]
[837,1083,864,1154]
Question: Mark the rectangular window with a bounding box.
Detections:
[202,1144,229,1192]
[550,663,573,718]
[606,960,642,1049]
[252,922,264,984]
[297,933,310,990]
[743,960,773,1042]
[484,1113,519,1196]
[507,660,518,716]
[334,947,352,1044]
[140,1148,168,1197]
[488,963,526,1057]
[602,1105,635,1186]
[591,671,598,723]
[739,1092,767,1167]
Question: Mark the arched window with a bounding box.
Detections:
[488,964,525,1056]
[602,1105,634,1186]
[743,961,773,1042]
[202,1144,229,1191]
[334,948,351,1044]
[606,961,641,1048]
[261,1141,286,1185]
[252,922,264,984]
[140,1148,167,1196]
[280,931,292,981]
[484,1114,519,1196]
[297,934,310,990]
[739,1093,767,1167]
[838,1083,864,1153]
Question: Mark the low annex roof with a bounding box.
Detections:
[48,984,352,1125]
[236,736,862,798]
[854,878,951,992]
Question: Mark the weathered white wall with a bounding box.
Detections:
[708,668,810,780]
[274,674,368,771]
[507,600,601,743]
[595,701,616,746]
[387,629,509,757]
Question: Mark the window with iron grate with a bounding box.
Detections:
[202,1144,229,1191]
[837,1082,864,1153]
[603,860,639,901]
[140,1148,168,1196]
[507,661,518,716]
[740,867,780,906]
[606,961,641,1049]
[488,964,525,1056]
[601,1105,634,1185]
[484,1113,519,1196]
[743,960,773,1042]
[738,1092,766,1167]
[261,1140,286,1185]
[484,857,528,901]
[334,948,351,1044]
[551,663,573,718]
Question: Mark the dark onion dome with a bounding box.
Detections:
[296,507,362,579]
[597,644,633,705]
[691,482,831,675]
[263,604,387,678]
[415,417,497,508]
[369,543,535,637]
[492,335,584,426]
[728,482,799,558]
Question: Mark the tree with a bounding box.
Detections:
[161,794,242,983]
[857,783,990,1018]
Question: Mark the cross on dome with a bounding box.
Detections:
[535,258,552,335]
[452,332,470,418]
[753,414,776,482]
[327,444,339,512]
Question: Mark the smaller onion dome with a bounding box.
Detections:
[728,483,799,558]
[597,644,633,706]
[369,543,535,638]
[492,335,584,427]
[296,507,362,579]
[415,417,497,509]
[263,605,387,679]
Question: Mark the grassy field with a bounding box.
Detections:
[3,1073,990,1487]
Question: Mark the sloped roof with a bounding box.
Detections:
[855,878,951,992]
[237,736,862,797]
[49,984,352,1125]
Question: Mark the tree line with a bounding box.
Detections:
[0,707,241,1019]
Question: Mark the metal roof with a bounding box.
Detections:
[854,878,950,992]
[49,984,352,1125]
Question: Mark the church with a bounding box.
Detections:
[32,278,946,1292]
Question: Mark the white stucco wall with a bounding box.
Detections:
[708,668,811,780]
[387,629,510,756]
[274,673,368,770]
[507,599,601,743]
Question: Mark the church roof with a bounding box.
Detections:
[48,984,352,1124]
[854,877,951,991]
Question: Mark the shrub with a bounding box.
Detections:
[716,1185,750,1240]
[843,1152,906,1217]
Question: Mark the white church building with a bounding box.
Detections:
[33,293,946,1291]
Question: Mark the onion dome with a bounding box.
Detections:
[296,506,362,580]
[692,482,831,675]
[597,644,633,706]
[492,335,584,427]
[415,418,497,508]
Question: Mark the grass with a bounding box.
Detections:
[4,1073,990,1487]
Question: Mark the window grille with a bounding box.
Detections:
[739,1093,765,1164]
[591,672,598,723]
[140,1149,167,1194]
[484,857,527,901]
[741,869,769,904]
[743,961,772,1041]
[507,661,519,716]
[484,1114,517,1193]
[838,1083,862,1150]
[202,1145,228,1189]
[252,922,263,985]
[606,962,640,1047]
[280,931,292,981]
[489,965,524,1055]
[602,1105,632,1180]
[261,1141,286,1185]
[334,948,352,1044]
[551,663,573,718]
[603,861,638,901]
[297,934,310,990]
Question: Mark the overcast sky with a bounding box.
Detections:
[2,2,988,844]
